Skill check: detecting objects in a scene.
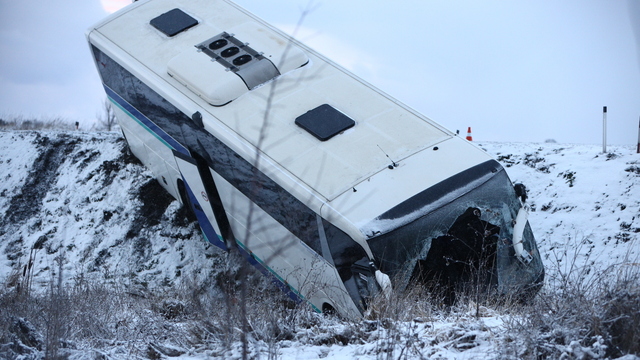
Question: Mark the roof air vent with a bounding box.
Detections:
[233,55,252,66]
[167,22,309,106]
[221,46,240,58]
[209,39,228,50]
[295,104,355,141]
[195,32,280,90]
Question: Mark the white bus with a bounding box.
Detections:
[87,0,544,319]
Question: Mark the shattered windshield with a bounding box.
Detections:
[366,160,544,298]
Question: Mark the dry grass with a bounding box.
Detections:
[0,114,76,131]
[500,241,640,359]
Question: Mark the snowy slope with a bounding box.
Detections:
[479,141,640,279]
[0,131,638,359]
[0,131,224,294]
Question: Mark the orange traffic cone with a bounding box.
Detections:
[466,127,473,141]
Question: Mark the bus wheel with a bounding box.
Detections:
[322,303,336,316]
[177,179,197,223]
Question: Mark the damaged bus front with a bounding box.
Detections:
[365,159,544,303]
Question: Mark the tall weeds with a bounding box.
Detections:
[501,239,640,359]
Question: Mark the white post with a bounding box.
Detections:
[602,106,607,154]
[637,116,640,154]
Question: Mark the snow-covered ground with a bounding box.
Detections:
[0,131,221,293]
[479,141,640,278]
[0,131,638,359]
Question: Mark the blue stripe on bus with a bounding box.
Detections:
[104,84,189,156]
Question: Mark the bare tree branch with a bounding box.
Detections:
[96,98,118,132]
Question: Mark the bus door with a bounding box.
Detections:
[173,150,228,250]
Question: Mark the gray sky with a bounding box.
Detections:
[1,0,639,144]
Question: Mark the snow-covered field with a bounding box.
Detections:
[0,131,638,359]
[479,141,639,277]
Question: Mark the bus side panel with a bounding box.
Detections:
[211,170,361,317]
[109,95,181,200]
[114,105,149,165]
[144,144,180,199]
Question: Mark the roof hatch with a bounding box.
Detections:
[150,8,198,37]
[295,104,355,141]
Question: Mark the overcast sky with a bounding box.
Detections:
[1,0,639,145]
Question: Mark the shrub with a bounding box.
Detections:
[0,114,76,131]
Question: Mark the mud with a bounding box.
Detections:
[125,179,175,240]
[4,133,78,225]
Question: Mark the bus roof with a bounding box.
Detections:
[90,0,493,236]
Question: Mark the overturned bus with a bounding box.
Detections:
[86,0,544,319]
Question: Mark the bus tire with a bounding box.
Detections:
[177,179,197,223]
[322,303,336,315]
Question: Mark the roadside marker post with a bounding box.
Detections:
[602,106,607,154]
[636,116,639,154]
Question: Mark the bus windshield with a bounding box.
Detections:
[366,160,544,301]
